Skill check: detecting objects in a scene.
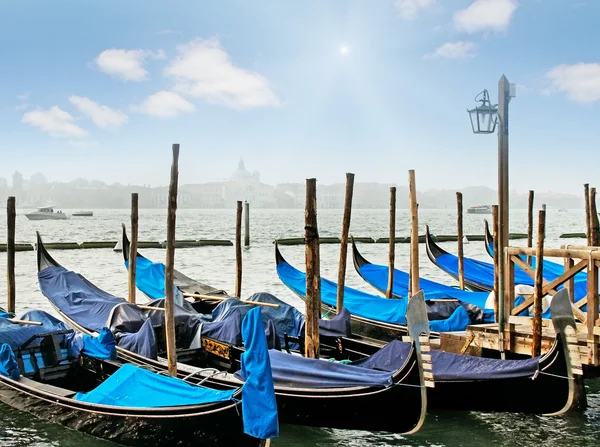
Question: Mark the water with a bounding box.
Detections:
[0,208,597,446]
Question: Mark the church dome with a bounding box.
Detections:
[231,158,253,180]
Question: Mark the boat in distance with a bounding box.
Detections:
[72,210,94,217]
[25,206,68,220]
[466,205,492,214]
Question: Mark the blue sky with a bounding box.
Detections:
[0,0,598,194]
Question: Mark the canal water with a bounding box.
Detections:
[0,208,597,446]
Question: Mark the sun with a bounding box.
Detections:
[339,45,350,56]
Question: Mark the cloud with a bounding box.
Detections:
[544,63,600,103]
[132,91,196,118]
[69,140,100,148]
[15,103,29,111]
[164,38,280,110]
[22,106,87,138]
[95,49,165,81]
[454,0,519,33]
[424,41,478,60]
[17,92,29,101]
[69,96,128,130]
[394,0,438,20]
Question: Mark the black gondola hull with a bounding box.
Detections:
[0,377,262,447]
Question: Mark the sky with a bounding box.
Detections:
[0,0,598,194]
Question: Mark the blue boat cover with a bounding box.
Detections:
[352,340,540,381]
[486,241,587,282]
[82,328,117,360]
[434,250,589,305]
[276,259,473,332]
[236,307,279,439]
[0,344,20,380]
[125,256,165,299]
[74,362,237,407]
[263,349,395,388]
[38,266,124,332]
[116,318,157,359]
[0,310,71,351]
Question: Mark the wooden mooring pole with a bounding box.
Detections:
[235,201,243,297]
[305,178,321,358]
[128,193,138,304]
[164,144,180,377]
[386,187,396,298]
[492,205,499,323]
[532,209,545,357]
[456,192,464,290]
[244,201,250,248]
[336,173,354,311]
[7,197,16,314]
[527,190,534,265]
[590,187,599,246]
[584,183,591,246]
[408,170,419,296]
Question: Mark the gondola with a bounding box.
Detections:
[117,234,575,416]
[0,309,269,447]
[275,243,578,415]
[483,220,587,282]
[350,238,494,322]
[425,225,533,292]
[275,242,476,338]
[36,232,428,435]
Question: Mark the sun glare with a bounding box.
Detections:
[339,45,349,56]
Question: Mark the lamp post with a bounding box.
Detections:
[468,75,515,357]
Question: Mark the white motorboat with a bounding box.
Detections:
[25,206,68,220]
[466,205,492,214]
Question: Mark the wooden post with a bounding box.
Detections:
[532,209,545,358]
[244,201,250,248]
[235,200,243,298]
[590,187,599,246]
[164,144,180,377]
[584,183,591,246]
[456,192,464,290]
[336,173,355,311]
[492,205,500,323]
[408,170,420,296]
[128,193,138,304]
[587,249,599,366]
[304,178,321,358]
[497,75,511,353]
[565,256,575,303]
[527,190,534,265]
[386,187,396,298]
[6,197,16,314]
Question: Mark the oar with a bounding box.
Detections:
[182,292,280,309]
[10,319,43,326]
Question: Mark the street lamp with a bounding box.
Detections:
[467,90,498,134]
[468,76,515,359]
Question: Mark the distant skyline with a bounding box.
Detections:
[1,1,599,195]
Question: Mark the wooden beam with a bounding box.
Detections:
[408,170,419,296]
[387,187,396,298]
[6,196,15,314]
[164,143,180,377]
[565,256,575,303]
[128,193,138,304]
[183,293,280,308]
[304,178,321,358]
[456,192,464,290]
[507,246,600,260]
[336,173,354,311]
[532,209,545,357]
[587,250,599,365]
[235,200,242,298]
[527,190,534,265]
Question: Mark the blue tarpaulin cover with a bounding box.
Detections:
[434,250,589,306]
[0,310,71,351]
[276,259,472,332]
[82,328,117,360]
[38,266,124,332]
[116,318,157,359]
[236,307,279,439]
[125,257,165,299]
[74,363,237,407]
[264,349,395,388]
[0,344,20,380]
[352,340,540,381]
